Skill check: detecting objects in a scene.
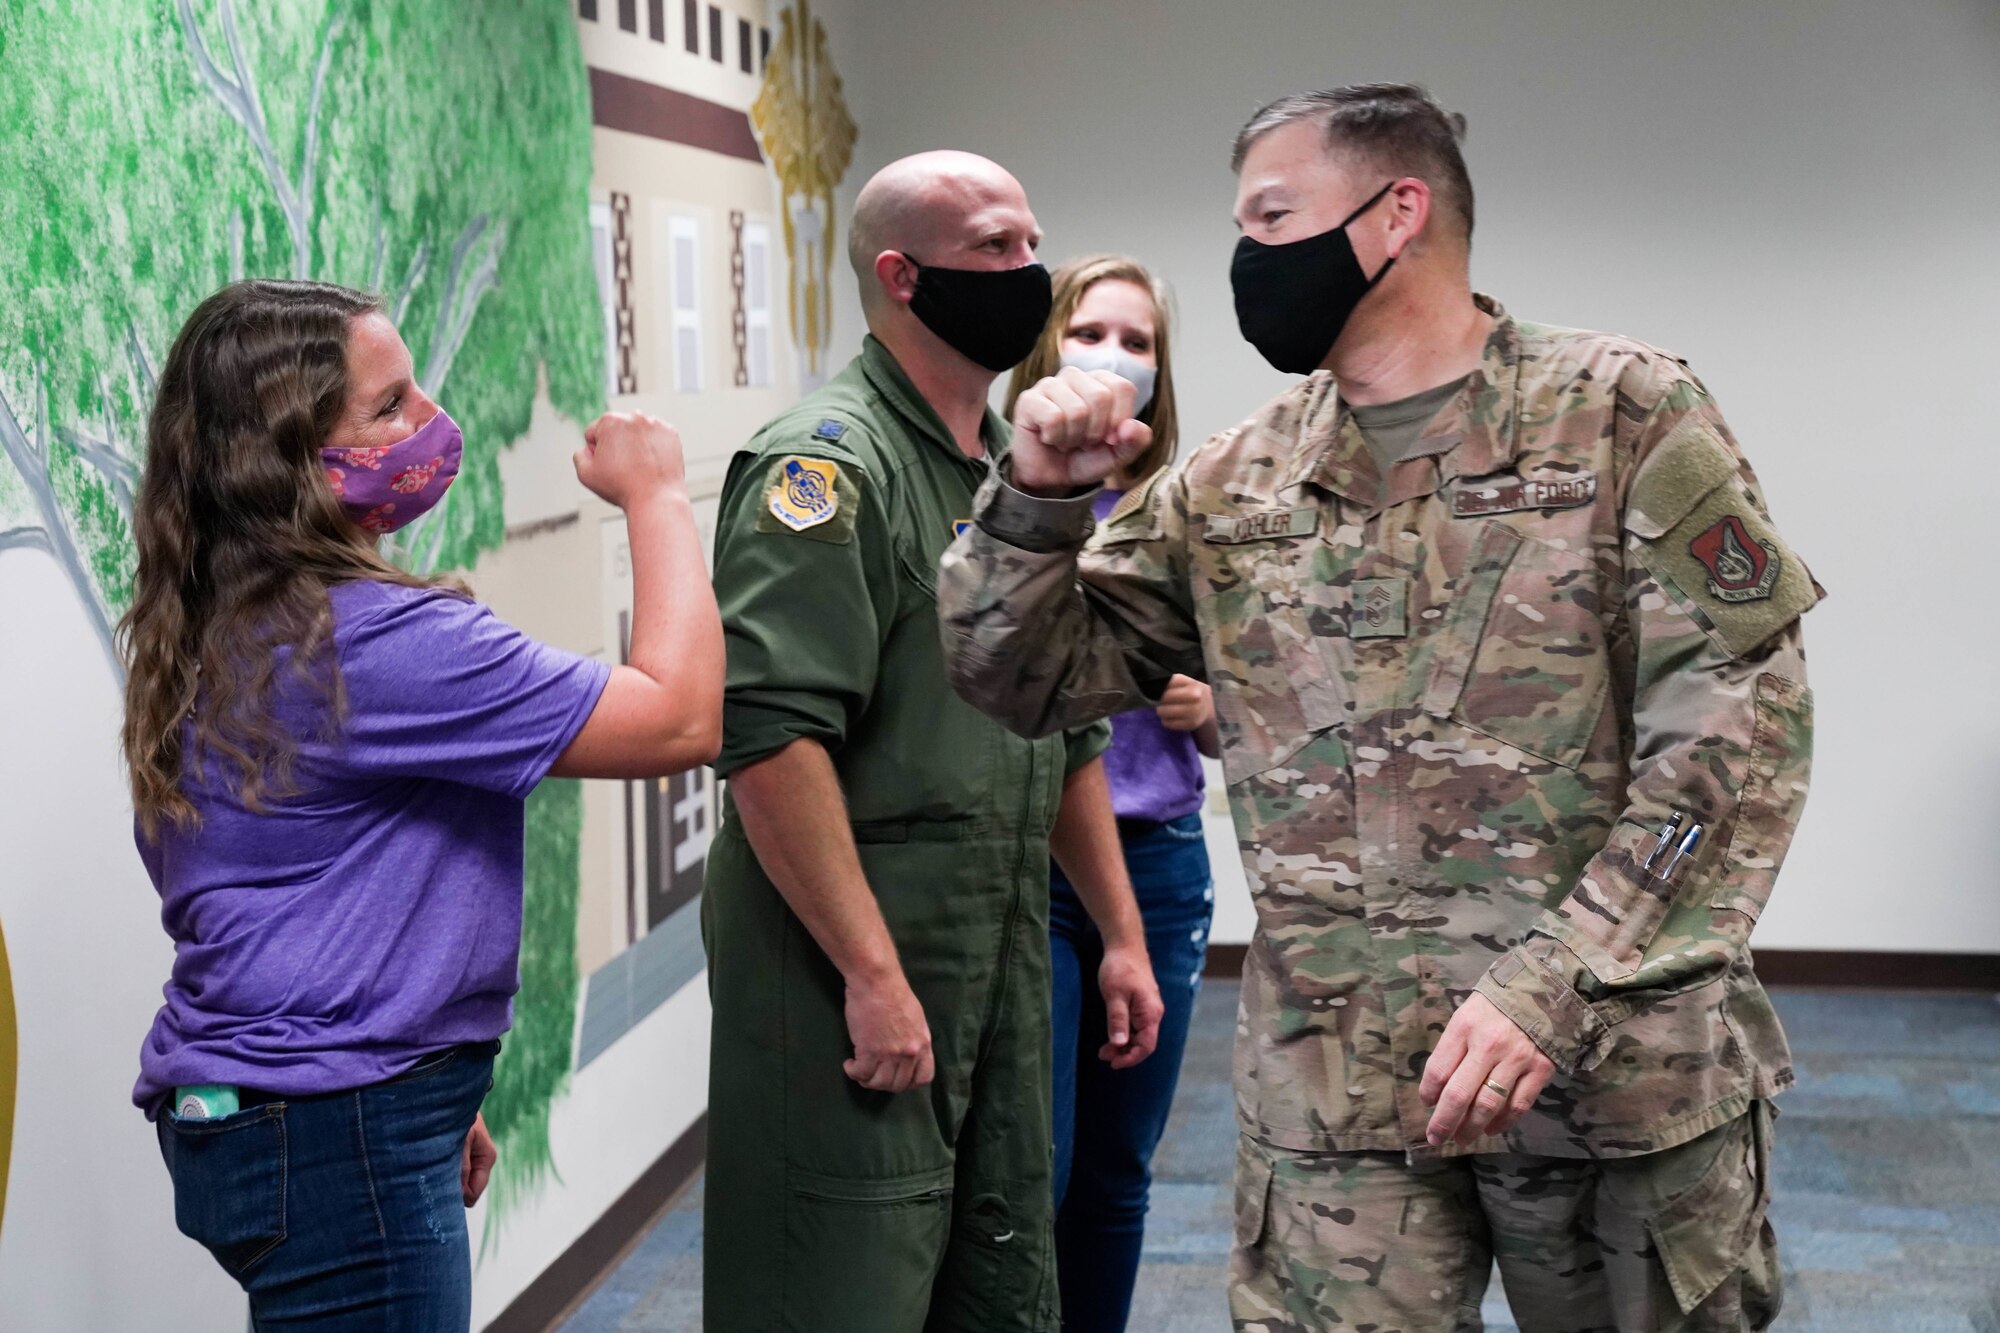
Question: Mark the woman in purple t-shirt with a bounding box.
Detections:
[1006,257,1219,1333]
[120,280,722,1328]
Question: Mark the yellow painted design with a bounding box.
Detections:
[750,0,857,377]
[767,455,842,531]
[0,919,15,1243]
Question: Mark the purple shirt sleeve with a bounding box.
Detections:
[329,585,612,798]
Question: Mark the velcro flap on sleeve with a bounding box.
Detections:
[1625,420,1739,540]
[1627,427,1820,658]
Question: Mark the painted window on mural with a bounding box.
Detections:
[589,201,620,398]
[744,220,773,388]
[668,214,702,394]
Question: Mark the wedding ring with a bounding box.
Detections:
[1483,1077,1513,1099]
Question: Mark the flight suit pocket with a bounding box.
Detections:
[783,1167,955,1329]
[1424,520,1609,769]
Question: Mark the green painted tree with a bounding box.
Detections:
[0,0,605,1231]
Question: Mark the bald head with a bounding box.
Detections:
[849,151,1041,315]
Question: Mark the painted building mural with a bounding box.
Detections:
[0,0,854,1325]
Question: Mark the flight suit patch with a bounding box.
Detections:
[1202,507,1318,544]
[1351,577,1409,639]
[755,455,859,543]
[1453,473,1597,517]
[952,519,972,540]
[1689,514,1779,602]
[811,419,847,442]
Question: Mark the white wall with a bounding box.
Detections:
[0,559,242,1329]
[470,981,711,1325]
[813,0,2000,953]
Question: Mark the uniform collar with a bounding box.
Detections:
[1283,294,1521,511]
[858,334,1008,466]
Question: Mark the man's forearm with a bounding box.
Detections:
[1049,757,1145,951]
[939,465,1199,740]
[728,738,900,984]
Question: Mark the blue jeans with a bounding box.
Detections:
[1049,811,1213,1333]
[156,1040,497,1331]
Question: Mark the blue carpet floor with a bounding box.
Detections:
[558,985,2000,1332]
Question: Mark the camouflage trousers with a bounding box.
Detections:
[1230,1104,1780,1333]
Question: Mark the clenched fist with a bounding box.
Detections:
[843,968,936,1094]
[1155,675,1213,733]
[575,411,687,510]
[1009,366,1153,495]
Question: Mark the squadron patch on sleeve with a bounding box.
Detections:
[1688,513,1780,602]
[1627,424,1819,656]
[755,454,860,543]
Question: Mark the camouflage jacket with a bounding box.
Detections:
[938,297,1821,1159]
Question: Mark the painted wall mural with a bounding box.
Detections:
[752,0,857,382]
[0,0,602,1275]
[0,1,856,1320]
[567,2,797,1091]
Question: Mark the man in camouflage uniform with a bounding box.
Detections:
[937,85,1818,1332]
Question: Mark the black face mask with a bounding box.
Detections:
[905,257,1053,372]
[1230,181,1398,375]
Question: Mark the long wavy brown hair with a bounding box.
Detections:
[1005,254,1180,485]
[120,279,450,838]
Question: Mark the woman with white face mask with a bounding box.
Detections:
[1004,256,1217,1333]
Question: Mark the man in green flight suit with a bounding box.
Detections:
[701,150,1166,1333]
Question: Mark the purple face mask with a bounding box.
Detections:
[321,408,463,534]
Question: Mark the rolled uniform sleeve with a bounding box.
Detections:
[1477,389,1821,1075]
[1063,721,1113,776]
[712,440,897,777]
[938,458,1205,740]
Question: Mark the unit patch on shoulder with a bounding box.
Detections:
[1632,481,1819,658]
[811,419,848,442]
[952,519,973,540]
[771,456,839,530]
[1688,513,1779,602]
[754,454,860,544]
